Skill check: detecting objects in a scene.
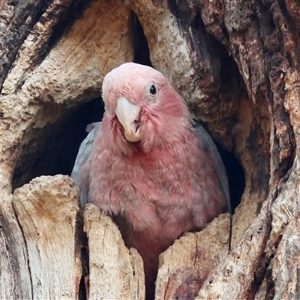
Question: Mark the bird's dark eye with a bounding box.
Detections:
[149,84,157,95]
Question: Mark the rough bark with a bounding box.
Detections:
[0,0,299,299]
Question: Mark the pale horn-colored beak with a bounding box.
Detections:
[115,97,141,142]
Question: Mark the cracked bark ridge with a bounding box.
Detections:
[12,175,81,299]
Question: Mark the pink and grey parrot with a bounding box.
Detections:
[72,62,230,296]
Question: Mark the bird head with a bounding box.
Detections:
[102,63,190,150]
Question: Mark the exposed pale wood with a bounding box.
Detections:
[2,0,134,189]
[12,175,81,300]
[155,213,230,300]
[0,0,134,298]
[196,199,271,300]
[83,204,145,300]
[4,0,133,102]
[0,194,32,299]
[0,1,78,297]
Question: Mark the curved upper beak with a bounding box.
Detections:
[115,97,141,142]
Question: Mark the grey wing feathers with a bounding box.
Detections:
[192,121,231,213]
[71,122,101,206]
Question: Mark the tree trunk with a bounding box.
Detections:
[0,0,299,299]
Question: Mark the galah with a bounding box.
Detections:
[72,62,230,296]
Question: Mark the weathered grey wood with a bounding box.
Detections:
[155,213,231,299]
[197,199,271,300]
[0,196,32,299]
[83,204,145,300]
[13,175,81,300]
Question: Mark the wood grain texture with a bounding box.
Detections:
[13,175,81,300]
[155,213,230,299]
[83,204,145,300]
